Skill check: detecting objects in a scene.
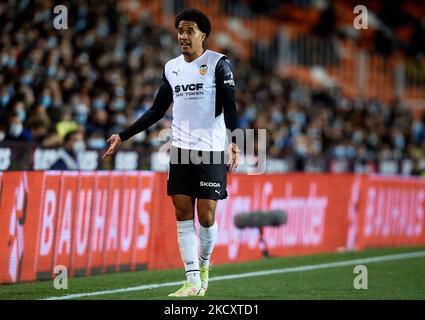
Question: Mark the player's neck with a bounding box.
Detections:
[183,48,206,62]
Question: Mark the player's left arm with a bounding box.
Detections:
[215,56,240,172]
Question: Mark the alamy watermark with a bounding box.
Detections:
[353,5,368,30]
[155,125,267,175]
[53,265,68,290]
[353,265,368,290]
[53,5,68,30]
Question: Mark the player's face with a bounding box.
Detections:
[177,21,205,56]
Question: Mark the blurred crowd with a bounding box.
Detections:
[0,0,424,172]
[0,1,179,151]
[245,0,425,58]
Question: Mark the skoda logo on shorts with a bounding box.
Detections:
[200,181,221,188]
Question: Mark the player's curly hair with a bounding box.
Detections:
[175,8,212,38]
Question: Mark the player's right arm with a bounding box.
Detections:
[102,70,173,159]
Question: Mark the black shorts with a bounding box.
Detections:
[167,147,228,200]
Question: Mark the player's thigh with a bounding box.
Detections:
[196,198,217,227]
[167,162,193,195]
[172,194,196,221]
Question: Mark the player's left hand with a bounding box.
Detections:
[227,142,240,172]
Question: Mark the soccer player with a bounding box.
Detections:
[103,9,239,297]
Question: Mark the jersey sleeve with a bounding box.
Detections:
[119,69,173,141]
[215,56,238,143]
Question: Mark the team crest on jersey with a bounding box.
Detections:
[199,64,208,76]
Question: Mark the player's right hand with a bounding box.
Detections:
[227,142,240,172]
[102,134,122,159]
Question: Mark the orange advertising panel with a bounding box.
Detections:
[0,172,45,284]
[147,173,357,268]
[116,172,138,271]
[36,171,61,280]
[88,172,110,275]
[52,172,78,275]
[213,174,357,263]
[71,172,95,277]
[356,175,425,249]
[1,171,425,285]
[103,172,124,273]
[146,173,181,270]
[130,171,154,271]
[0,171,21,284]
[17,172,46,283]
[0,170,157,284]
[264,174,356,257]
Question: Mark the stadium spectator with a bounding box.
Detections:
[50,130,85,170]
[6,112,31,141]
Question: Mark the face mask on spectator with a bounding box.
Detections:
[244,107,256,121]
[1,94,10,106]
[394,134,405,149]
[75,113,88,124]
[47,36,58,48]
[1,55,16,68]
[412,121,425,142]
[75,102,89,114]
[93,99,106,109]
[116,114,126,126]
[0,131,5,142]
[72,140,86,153]
[114,99,125,111]
[21,75,33,86]
[312,140,322,153]
[96,24,110,37]
[296,143,308,157]
[47,67,56,77]
[333,145,345,158]
[115,87,125,97]
[40,95,52,107]
[271,111,283,124]
[134,131,146,143]
[353,131,363,144]
[295,113,306,126]
[17,110,26,122]
[0,54,8,66]
[9,123,23,137]
[367,134,378,147]
[84,35,95,47]
[88,138,106,150]
[8,56,16,68]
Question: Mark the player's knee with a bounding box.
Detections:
[172,198,194,221]
[174,205,193,220]
[198,214,215,227]
[197,204,216,227]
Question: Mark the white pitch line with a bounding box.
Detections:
[41,250,425,300]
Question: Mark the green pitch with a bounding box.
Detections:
[1,246,424,300]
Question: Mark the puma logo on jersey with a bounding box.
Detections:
[172,70,180,76]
